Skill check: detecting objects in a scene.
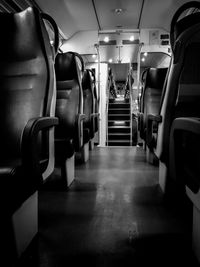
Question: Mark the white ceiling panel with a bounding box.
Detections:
[35,0,193,38]
[94,0,143,30]
[35,0,98,38]
[140,0,192,31]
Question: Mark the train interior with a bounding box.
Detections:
[1,0,200,266]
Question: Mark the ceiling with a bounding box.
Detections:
[34,0,193,81]
[35,0,191,39]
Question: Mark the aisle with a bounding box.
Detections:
[37,147,197,267]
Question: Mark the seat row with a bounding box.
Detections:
[0,7,99,265]
[138,1,200,262]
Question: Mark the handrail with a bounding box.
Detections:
[129,68,133,146]
[106,98,109,146]
[106,68,110,146]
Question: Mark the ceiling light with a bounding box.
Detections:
[114,8,126,14]
[95,59,98,63]
[92,54,96,58]
[130,35,134,41]
[108,58,113,63]
[141,58,145,62]
[104,36,109,43]
[144,52,148,56]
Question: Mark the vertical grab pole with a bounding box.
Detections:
[95,43,101,145]
[137,42,143,104]
[136,41,143,145]
[129,64,133,146]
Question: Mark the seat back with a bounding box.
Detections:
[82,69,94,140]
[89,69,99,132]
[140,68,167,140]
[0,7,59,263]
[0,7,59,181]
[139,68,149,113]
[55,51,84,151]
[156,2,200,163]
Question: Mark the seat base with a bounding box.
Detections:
[192,205,200,263]
[186,186,200,263]
[12,191,38,258]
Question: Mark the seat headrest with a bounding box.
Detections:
[145,68,168,90]
[174,12,200,42]
[55,52,84,82]
[0,7,53,61]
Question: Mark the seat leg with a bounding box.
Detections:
[146,147,158,165]
[159,161,168,193]
[89,138,94,150]
[76,142,89,163]
[61,154,75,187]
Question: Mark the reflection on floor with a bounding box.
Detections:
[18,147,199,266]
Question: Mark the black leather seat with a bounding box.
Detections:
[146,2,200,192]
[138,68,149,138]
[169,117,200,263]
[82,69,99,151]
[139,68,167,143]
[55,51,85,182]
[82,69,94,143]
[88,69,99,135]
[0,7,59,263]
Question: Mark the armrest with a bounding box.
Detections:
[146,114,162,149]
[148,114,162,123]
[91,112,99,118]
[21,117,59,179]
[170,117,200,194]
[75,113,86,151]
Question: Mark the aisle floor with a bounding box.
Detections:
[21,147,199,266]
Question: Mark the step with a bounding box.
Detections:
[106,140,131,146]
[109,98,129,104]
[108,114,130,121]
[108,121,130,127]
[109,103,130,109]
[108,126,131,134]
[108,109,130,114]
[108,133,131,140]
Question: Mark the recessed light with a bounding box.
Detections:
[141,58,145,62]
[144,52,148,56]
[92,54,96,58]
[108,58,113,63]
[104,36,109,43]
[113,8,125,14]
[130,35,134,41]
[115,8,122,14]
